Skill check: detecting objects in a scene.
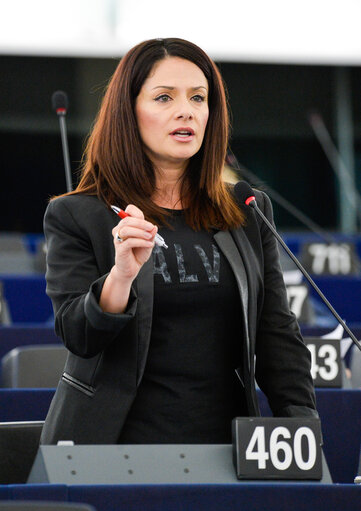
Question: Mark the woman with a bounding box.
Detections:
[41,38,317,445]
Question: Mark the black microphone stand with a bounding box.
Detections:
[58,111,72,193]
[247,195,361,352]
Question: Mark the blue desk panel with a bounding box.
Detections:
[3,483,361,511]
[0,389,54,422]
[8,484,67,502]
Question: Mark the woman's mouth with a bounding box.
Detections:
[170,128,195,141]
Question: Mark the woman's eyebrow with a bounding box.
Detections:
[151,85,208,91]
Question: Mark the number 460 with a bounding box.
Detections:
[245,426,317,471]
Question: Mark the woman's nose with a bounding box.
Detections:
[174,99,193,120]
[175,110,193,120]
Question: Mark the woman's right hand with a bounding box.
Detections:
[111,204,157,284]
[100,205,157,314]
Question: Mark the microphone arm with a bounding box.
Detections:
[52,90,72,192]
[58,112,72,193]
[246,195,361,352]
[227,152,334,243]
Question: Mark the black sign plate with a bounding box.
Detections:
[300,242,360,276]
[305,337,342,387]
[232,417,322,480]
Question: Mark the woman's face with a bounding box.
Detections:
[135,57,209,170]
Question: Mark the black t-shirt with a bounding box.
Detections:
[118,210,247,444]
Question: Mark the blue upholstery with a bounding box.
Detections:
[2,271,361,325]
[0,327,59,361]
[0,275,53,323]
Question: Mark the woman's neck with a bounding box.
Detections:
[152,164,186,210]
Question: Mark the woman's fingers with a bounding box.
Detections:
[114,225,155,242]
[110,205,157,279]
[124,204,144,219]
[111,213,158,252]
[111,216,156,238]
[115,237,155,250]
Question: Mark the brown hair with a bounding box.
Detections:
[58,37,244,230]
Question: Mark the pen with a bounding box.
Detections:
[110,205,168,249]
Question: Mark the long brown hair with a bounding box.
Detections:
[59,38,244,230]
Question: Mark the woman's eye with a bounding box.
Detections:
[191,95,205,102]
[155,94,171,102]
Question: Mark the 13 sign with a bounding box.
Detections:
[304,337,342,387]
[232,417,322,480]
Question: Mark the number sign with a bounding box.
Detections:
[300,242,359,276]
[232,417,322,480]
[304,337,342,387]
[286,283,312,322]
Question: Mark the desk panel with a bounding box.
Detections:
[3,483,360,511]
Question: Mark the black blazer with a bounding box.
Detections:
[40,188,317,445]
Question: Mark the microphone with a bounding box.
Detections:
[235,181,361,353]
[51,90,68,115]
[52,90,72,192]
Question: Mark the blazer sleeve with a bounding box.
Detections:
[254,191,318,418]
[44,197,138,358]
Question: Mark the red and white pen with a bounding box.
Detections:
[111,205,168,249]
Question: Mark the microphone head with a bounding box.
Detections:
[52,90,68,114]
[234,181,256,207]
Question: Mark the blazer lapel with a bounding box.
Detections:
[214,230,251,371]
[215,228,261,416]
[230,226,260,348]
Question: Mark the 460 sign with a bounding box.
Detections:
[232,417,322,480]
